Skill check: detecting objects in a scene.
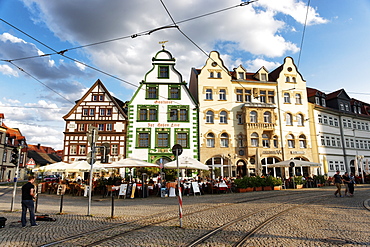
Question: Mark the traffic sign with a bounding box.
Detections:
[172,144,183,156]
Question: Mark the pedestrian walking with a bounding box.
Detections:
[348,172,356,197]
[21,175,38,227]
[342,172,350,196]
[333,170,343,197]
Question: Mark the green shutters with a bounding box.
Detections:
[137,105,158,121]
[146,84,158,99]
[168,85,180,99]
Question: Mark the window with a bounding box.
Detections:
[206,111,214,123]
[322,98,326,107]
[345,104,349,111]
[238,72,244,79]
[287,134,295,148]
[219,89,226,100]
[169,85,180,99]
[210,72,214,78]
[329,161,334,171]
[286,76,290,82]
[299,135,306,148]
[237,135,244,147]
[268,91,275,104]
[237,114,243,124]
[263,111,271,123]
[316,97,320,105]
[138,133,150,148]
[236,89,243,102]
[89,109,95,116]
[261,73,267,81]
[251,132,259,147]
[83,109,89,116]
[348,120,352,128]
[111,144,118,155]
[340,103,344,111]
[321,136,325,146]
[146,85,158,99]
[92,94,104,101]
[79,145,86,155]
[98,124,104,131]
[323,116,328,124]
[334,118,339,127]
[262,134,269,148]
[342,119,347,128]
[260,90,266,103]
[326,136,330,146]
[286,113,292,125]
[159,66,169,78]
[106,123,113,131]
[250,111,257,123]
[297,114,304,126]
[138,106,158,121]
[205,89,213,100]
[273,136,278,148]
[206,133,215,147]
[78,124,85,132]
[217,72,221,78]
[318,114,322,124]
[220,111,228,124]
[329,117,333,126]
[220,133,229,147]
[284,93,290,103]
[99,108,106,116]
[245,90,251,102]
[106,109,112,116]
[70,145,77,155]
[169,106,188,122]
[157,132,169,148]
[176,132,188,148]
[295,94,302,104]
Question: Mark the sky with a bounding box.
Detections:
[1,0,370,150]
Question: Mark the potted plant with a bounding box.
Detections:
[234,177,253,192]
[263,176,274,191]
[251,176,263,191]
[294,176,305,189]
[314,175,326,187]
[272,177,283,190]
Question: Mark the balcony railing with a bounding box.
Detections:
[246,122,276,130]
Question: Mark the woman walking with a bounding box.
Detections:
[348,172,355,197]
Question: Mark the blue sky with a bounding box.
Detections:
[0,0,369,150]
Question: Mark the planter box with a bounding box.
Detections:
[296,184,303,189]
[236,187,254,193]
[254,186,263,191]
[263,186,273,191]
[273,186,282,190]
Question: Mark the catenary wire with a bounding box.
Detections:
[297,0,310,69]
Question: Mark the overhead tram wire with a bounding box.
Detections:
[297,0,311,69]
[8,61,75,105]
[1,2,255,63]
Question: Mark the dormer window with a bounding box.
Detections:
[321,98,326,107]
[340,103,344,111]
[217,72,221,78]
[345,104,349,111]
[286,76,290,82]
[261,73,267,81]
[210,72,214,78]
[238,72,244,79]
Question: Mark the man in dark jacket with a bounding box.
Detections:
[21,176,37,227]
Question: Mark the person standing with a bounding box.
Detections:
[333,170,343,197]
[21,175,38,227]
[342,172,350,196]
[348,172,356,197]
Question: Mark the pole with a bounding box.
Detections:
[87,128,96,216]
[10,147,20,212]
[60,194,64,214]
[111,188,114,218]
[176,149,183,228]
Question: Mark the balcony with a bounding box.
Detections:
[246,122,276,130]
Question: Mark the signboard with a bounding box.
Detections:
[57,184,67,195]
[26,158,36,168]
[172,144,183,156]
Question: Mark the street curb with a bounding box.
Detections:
[364,199,370,211]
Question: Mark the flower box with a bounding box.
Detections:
[236,187,254,193]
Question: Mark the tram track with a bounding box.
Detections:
[39,190,319,247]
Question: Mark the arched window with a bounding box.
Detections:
[220,133,229,147]
[250,111,258,123]
[210,72,214,78]
[217,72,221,78]
[263,111,271,123]
[287,134,295,148]
[297,114,304,126]
[206,133,215,147]
[299,134,306,148]
[220,111,228,124]
[251,132,259,147]
[262,134,269,148]
[286,113,292,125]
[206,111,214,123]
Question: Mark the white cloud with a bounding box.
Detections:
[0,64,18,77]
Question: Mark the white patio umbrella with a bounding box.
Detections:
[102,158,159,168]
[68,160,105,172]
[267,160,322,168]
[32,161,70,172]
[164,156,209,170]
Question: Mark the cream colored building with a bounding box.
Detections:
[189,52,317,179]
